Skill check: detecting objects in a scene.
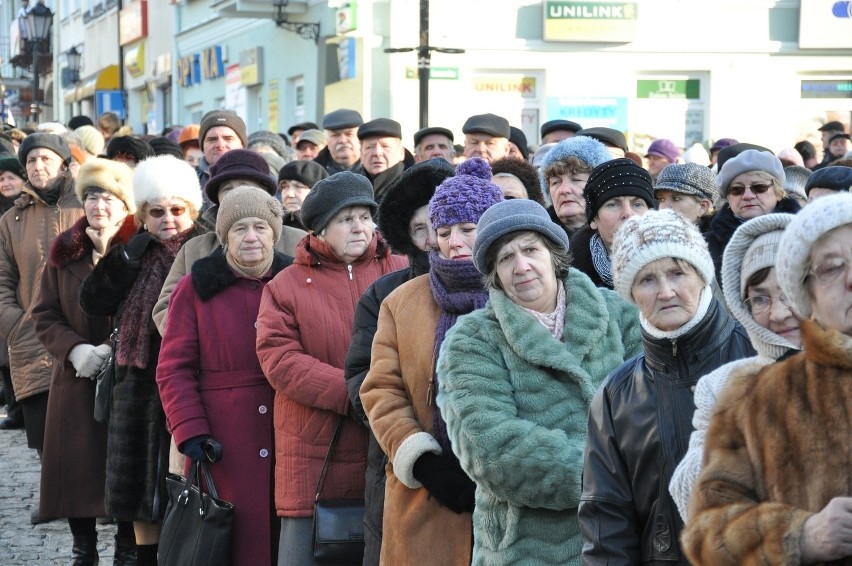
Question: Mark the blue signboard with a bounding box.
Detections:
[96,90,126,119]
[546,96,628,131]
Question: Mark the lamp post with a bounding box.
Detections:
[26,2,53,122]
[65,46,81,83]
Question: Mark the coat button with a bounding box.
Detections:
[254,321,258,329]
[250,282,259,289]
[259,449,269,458]
[258,405,267,414]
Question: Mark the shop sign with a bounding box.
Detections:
[544,1,638,42]
[801,80,852,99]
[405,67,458,80]
[473,76,536,98]
[177,54,200,88]
[546,96,628,131]
[202,46,225,80]
[336,2,357,34]
[268,79,279,131]
[636,79,700,100]
[119,0,147,46]
[337,38,356,80]
[240,47,263,86]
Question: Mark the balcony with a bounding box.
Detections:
[8,39,53,75]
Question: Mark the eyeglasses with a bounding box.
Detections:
[743,294,790,316]
[148,205,186,218]
[728,183,772,197]
[808,257,851,284]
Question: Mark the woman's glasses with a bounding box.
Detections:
[743,294,790,316]
[148,205,186,218]
[808,257,851,284]
[728,183,772,197]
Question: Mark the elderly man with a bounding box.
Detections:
[287,121,319,146]
[645,138,681,182]
[462,113,511,163]
[295,129,326,161]
[196,109,248,199]
[314,108,363,174]
[540,119,582,145]
[414,126,454,163]
[356,118,414,201]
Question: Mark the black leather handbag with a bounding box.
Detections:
[311,417,365,563]
[93,328,117,424]
[159,457,234,566]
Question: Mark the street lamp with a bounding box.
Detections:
[65,46,81,83]
[26,2,54,122]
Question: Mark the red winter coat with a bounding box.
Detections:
[257,233,407,517]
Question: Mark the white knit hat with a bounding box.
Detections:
[777,192,852,318]
[722,213,797,359]
[612,208,715,303]
[132,155,203,213]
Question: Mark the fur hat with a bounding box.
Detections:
[300,171,376,233]
[67,115,94,130]
[216,185,284,245]
[74,125,105,156]
[655,162,719,203]
[199,110,248,150]
[205,149,277,205]
[377,158,454,256]
[783,166,810,200]
[248,130,288,158]
[428,158,503,230]
[537,135,612,204]
[584,158,654,222]
[106,135,155,163]
[148,137,183,159]
[0,156,25,179]
[612,208,714,303]
[18,133,72,167]
[277,160,329,189]
[75,158,136,214]
[472,198,569,275]
[804,166,852,196]
[777,192,852,318]
[716,149,784,198]
[132,155,202,213]
[490,156,545,206]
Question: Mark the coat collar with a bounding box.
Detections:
[642,297,735,367]
[294,232,391,268]
[801,319,852,370]
[48,215,137,268]
[191,247,292,301]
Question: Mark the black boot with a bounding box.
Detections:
[113,535,138,566]
[135,544,157,566]
[69,535,99,566]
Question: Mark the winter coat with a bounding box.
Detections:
[0,176,84,401]
[256,233,407,517]
[32,215,136,520]
[0,194,20,369]
[157,248,291,566]
[436,268,643,565]
[361,274,473,565]
[682,319,852,566]
[579,297,755,565]
[568,225,610,289]
[152,223,305,335]
[314,147,356,175]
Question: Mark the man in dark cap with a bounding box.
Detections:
[196,109,248,198]
[541,119,582,145]
[508,126,529,161]
[462,113,511,163]
[817,121,846,166]
[287,121,319,146]
[805,165,852,202]
[414,126,454,163]
[314,108,363,175]
[576,127,628,159]
[355,118,415,201]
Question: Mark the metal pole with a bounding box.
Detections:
[417,0,429,129]
[31,40,39,123]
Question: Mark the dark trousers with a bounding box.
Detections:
[1,365,23,423]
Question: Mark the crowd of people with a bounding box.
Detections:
[0,107,850,566]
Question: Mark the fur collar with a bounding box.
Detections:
[49,215,138,268]
[191,247,292,301]
[801,319,852,370]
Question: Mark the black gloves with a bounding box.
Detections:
[123,233,152,264]
[180,435,211,461]
[412,452,476,514]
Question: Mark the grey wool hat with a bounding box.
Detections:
[18,133,72,167]
[537,135,613,203]
[299,171,377,233]
[472,198,570,275]
[716,149,785,198]
[655,162,719,203]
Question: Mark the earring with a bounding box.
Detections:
[143,223,148,231]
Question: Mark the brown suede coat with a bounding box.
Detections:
[361,275,472,565]
[683,319,852,566]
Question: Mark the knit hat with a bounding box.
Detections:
[215,185,284,245]
[75,158,136,214]
[783,166,810,200]
[132,155,203,213]
[277,160,328,188]
[205,149,277,205]
[148,137,183,159]
[377,158,454,256]
[721,213,798,359]
[472,198,570,275]
[106,135,155,163]
[74,125,105,156]
[777,147,804,167]
[655,162,719,203]
[804,166,852,196]
[0,156,25,179]
[248,130,288,158]
[429,158,503,229]
[18,133,72,167]
[646,139,681,163]
[681,143,710,166]
[509,126,529,160]
[177,124,200,148]
[300,171,377,233]
[537,135,613,203]
[67,115,94,130]
[716,149,784,198]
[611,208,714,302]
[584,158,655,222]
[198,110,248,150]
[777,192,852,318]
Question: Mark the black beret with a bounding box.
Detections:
[287,121,319,136]
[819,121,845,132]
[277,160,329,188]
[576,127,628,152]
[0,156,25,179]
[357,118,402,140]
[462,113,510,138]
[18,133,73,167]
[509,126,529,160]
[322,109,363,130]
[541,119,582,138]
[413,126,454,147]
[716,142,773,173]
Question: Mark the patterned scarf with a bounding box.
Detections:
[116,228,195,369]
[590,232,613,287]
[428,250,490,456]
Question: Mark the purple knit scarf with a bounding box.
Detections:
[428,250,489,455]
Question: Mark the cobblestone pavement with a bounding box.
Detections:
[0,408,117,565]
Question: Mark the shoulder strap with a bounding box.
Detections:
[314,416,346,501]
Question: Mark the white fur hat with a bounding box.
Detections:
[132,155,202,213]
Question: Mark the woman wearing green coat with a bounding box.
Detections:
[436,199,642,565]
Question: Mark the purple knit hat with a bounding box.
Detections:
[429,157,503,229]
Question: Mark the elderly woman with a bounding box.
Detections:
[436,198,642,564]
[79,155,204,566]
[256,171,407,566]
[32,159,138,564]
[579,209,754,564]
[360,159,502,565]
[570,158,655,289]
[277,160,329,231]
[669,213,801,521]
[683,192,852,565]
[654,162,718,232]
[707,149,800,284]
[156,186,291,566]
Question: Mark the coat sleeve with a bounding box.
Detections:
[579,369,642,565]
[436,315,586,511]
[152,241,189,337]
[31,263,87,365]
[0,218,24,339]
[79,243,141,317]
[155,275,210,447]
[681,374,811,566]
[343,282,382,428]
[256,276,350,415]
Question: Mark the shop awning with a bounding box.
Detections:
[63,64,120,103]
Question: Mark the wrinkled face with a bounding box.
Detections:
[25,148,64,189]
[296,141,322,161]
[0,170,24,198]
[318,205,374,263]
[631,258,705,332]
[646,154,671,178]
[408,205,436,251]
[226,217,274,267]
[202,126,243,166]
[656,190,709,224]
[84,191,127,231]
[437,222,477,260]
[279,179,311,212]
[548,171,589,229]
[495,232,558,313]
[491,175,528,200]
[414,134,453,163]
[463,133,510,163]
[591,195,650,249]
[745,268,802,347]
[326,127,360,167]
[184,147,203,168]
[360,136,404,175]
[727,172,780,220]
[807,224,852,335]
[145,198,193,240]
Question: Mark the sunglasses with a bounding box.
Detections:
[728,183,772,197]
[148,205,186,218]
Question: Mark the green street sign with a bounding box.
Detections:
[636,79,700,99]
[405,67,459,80]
